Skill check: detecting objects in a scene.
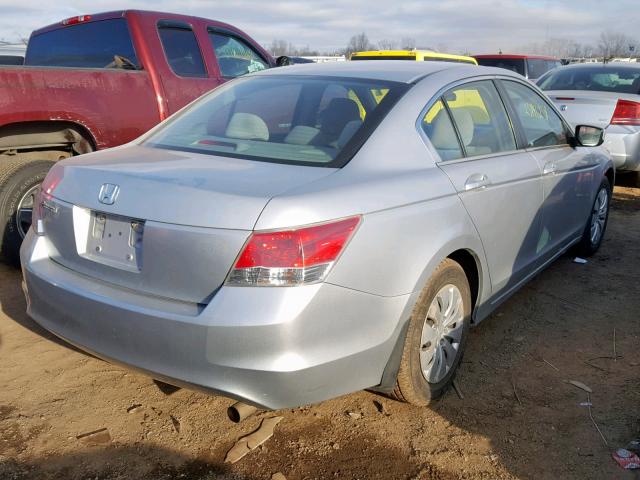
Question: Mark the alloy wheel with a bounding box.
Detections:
[419,284,465,383]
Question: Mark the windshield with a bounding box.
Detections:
[538,66,640,94]
[145,75,408,167]
[475,58,525,76]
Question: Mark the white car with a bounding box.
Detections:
[538,63,640,177]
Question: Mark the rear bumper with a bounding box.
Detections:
[604,126,640,172]
[20,232,410,410]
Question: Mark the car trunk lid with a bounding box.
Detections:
[545,90,639,128]
[42,145,336,303]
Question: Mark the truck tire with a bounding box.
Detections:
[390,258,471,406]
[0,158,54,266]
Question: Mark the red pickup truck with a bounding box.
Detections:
[0,10,275,264]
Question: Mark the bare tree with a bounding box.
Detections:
[377,38,397,50]
[345,32,372,57]
[401,37,416,50]
[598,31,636,58]
[269,39,289,57]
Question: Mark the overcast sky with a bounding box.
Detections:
[0,0,634,53]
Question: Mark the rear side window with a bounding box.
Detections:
[158,23,207,77]
[443,81,516,156]
[209,32,268,78]
[502,80,568,148]
[421,99,463,161]
[26,19,139,69]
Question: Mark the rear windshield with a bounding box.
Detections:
[145,75,408,167]
[352,55,416,61]
[538,66,640,94]
[475,58,525,76]
[25,18,139,69]
[526,59,560,79]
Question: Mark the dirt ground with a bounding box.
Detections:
[0,185,638,480]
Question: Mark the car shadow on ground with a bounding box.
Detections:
[0,444,251,480]
[425,185,640,479]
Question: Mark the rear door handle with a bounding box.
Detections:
[543,162,557,175]
[464,173,491,191]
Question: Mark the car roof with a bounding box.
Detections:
[252,60,491,83]
[556,62,640,71]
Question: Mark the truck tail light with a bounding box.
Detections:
[611,99,640,126]
[62,15,92,26]
[226,216,361,287]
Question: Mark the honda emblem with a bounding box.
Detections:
[98,183,120,205]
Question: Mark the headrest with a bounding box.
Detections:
[225,112,269,141]
[318,98,361,136]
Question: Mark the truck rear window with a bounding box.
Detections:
[26,18,139,69]
[475,58,525,77]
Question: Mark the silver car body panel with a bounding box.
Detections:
[545,89,640,171]
[21,63,613,409]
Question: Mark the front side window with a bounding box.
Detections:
[209,32,268,78]
[502,80,568,148]
[145,76,408,167]
[158,23,206,77]
[26,19,139,69]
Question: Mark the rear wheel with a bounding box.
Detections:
[575,177,611,257]
[391,258,471,406]
[0,158,54,266]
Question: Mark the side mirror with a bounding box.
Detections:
[575,125,604,147]
[275,56,291,67]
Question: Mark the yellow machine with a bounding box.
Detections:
[350,50,478,65]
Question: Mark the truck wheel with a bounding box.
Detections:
[390,258,471,406]
[0,158,54,266]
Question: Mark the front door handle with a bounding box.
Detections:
[464,173,491,191]
[543,162,557,175]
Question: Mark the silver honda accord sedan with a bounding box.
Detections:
[21,62,613,409]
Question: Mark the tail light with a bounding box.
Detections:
[32,166,63,235]
[226,216,361,287]
[611,99,640,126]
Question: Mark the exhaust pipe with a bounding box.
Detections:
[227,402,258,423]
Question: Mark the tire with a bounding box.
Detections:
[575,177,612,258]
[391,258,471,406]
[0,158,55,266]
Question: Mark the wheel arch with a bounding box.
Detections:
[0,120,96,156]
[604,166,614,189]
[374,240,490,393]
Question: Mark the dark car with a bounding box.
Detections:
[473,54,561,81]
